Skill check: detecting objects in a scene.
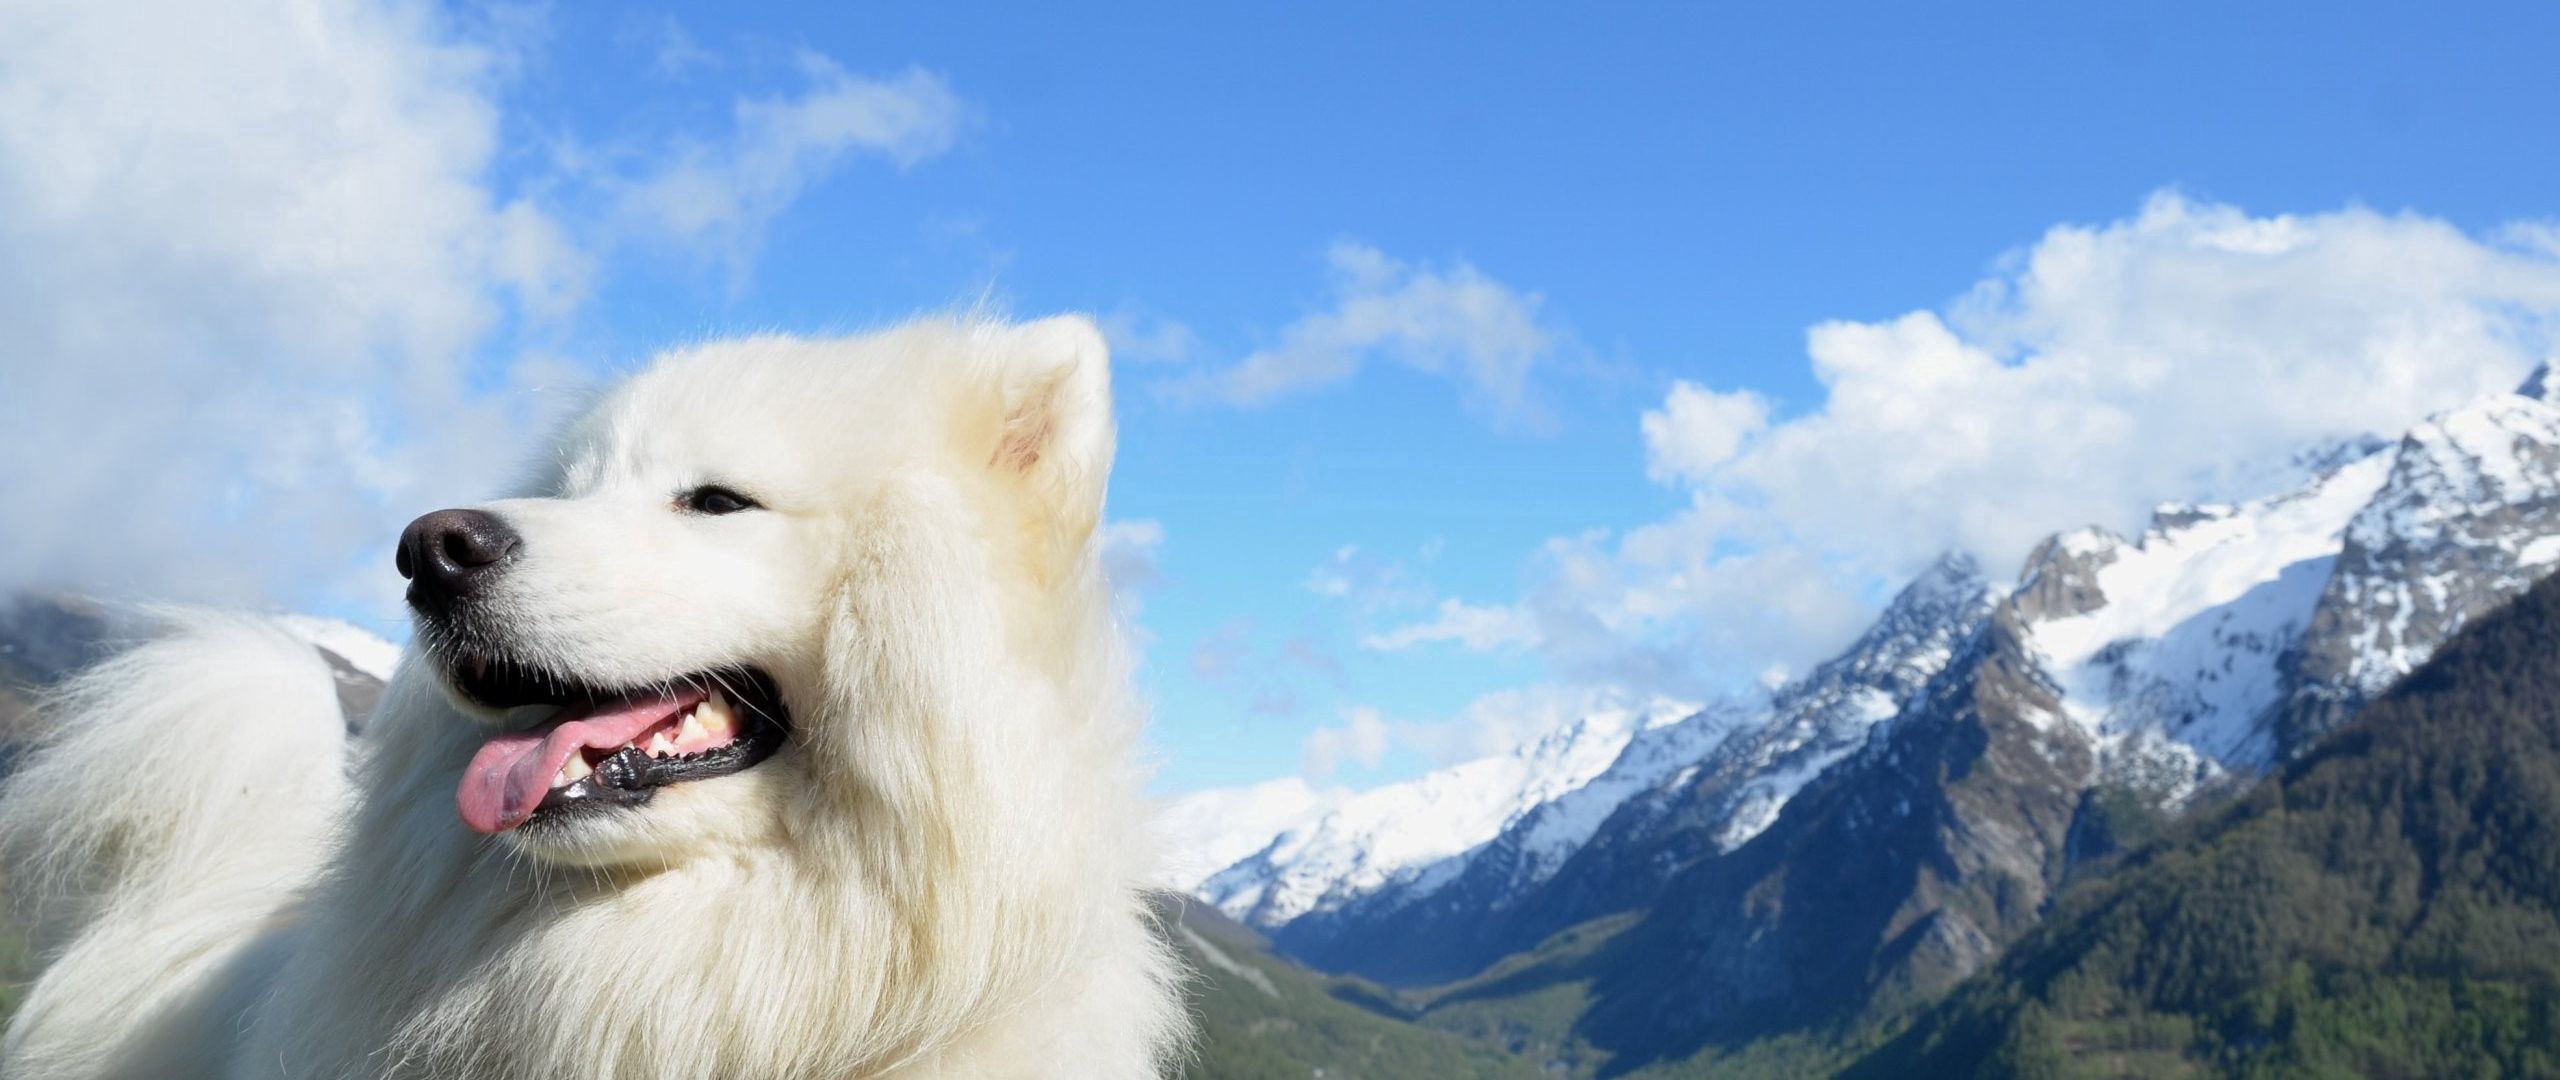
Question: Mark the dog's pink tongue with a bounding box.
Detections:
[456,688,707,835]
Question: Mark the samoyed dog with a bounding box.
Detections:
[0,317,1189,1078]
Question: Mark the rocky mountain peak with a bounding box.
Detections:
[2145,500,2239,538]
[2519,361,2558,404]
[2279,391,2560,755]
[2008,527,2122,624]
[1887,550,1989,620]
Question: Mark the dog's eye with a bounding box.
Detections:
[679,486,761,516]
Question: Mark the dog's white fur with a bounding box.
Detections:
[0,316,1189,1079]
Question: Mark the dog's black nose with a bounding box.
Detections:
[397,508,520,611]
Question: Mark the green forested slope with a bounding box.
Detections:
[1167,898,1542,1079]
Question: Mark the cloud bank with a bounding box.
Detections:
[612,53,967,275]
[1298,684,1680,782]
[0,0,570,615]
[0,0,966,623]
[1379,193,2560,694]
[1165,242,1568,427]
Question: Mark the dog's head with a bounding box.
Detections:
[398,316,1119,868]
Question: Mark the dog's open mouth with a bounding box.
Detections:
[447,660,790,835]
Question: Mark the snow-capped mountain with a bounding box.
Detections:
[1679,551,2002,852]
[1154,777,1344,892]
[1176,555,1998,983]
[274,613,402,727]
[274,614,402,682]
[1459,551,2001,971]
[0,595,400,728]
[1558,390,2560,1045]
[1192,693,1700,931]
[1555,371,2560,1051]
[1256,696,1755,980]
[1163,369,2560,996]
[2018,446,2395,797]
[2279,383,2560,753]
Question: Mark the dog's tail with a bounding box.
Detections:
[0,611,354,1075]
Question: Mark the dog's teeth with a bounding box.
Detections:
[697,691,738,742]
[645,731,676,758]
[555,754,592,787]
[678,710,709,746]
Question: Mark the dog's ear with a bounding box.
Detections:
[986,315,1116,550]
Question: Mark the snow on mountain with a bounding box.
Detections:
[1154,777,1345,892]
[1194,693,1698,927]
[0,599,401,731]
[274,614,402,681]
[1578,386,2560,1028]
[2331,393,2560,688]
[1168,374,2560,986]
[271,614,402,727]
[1200,555,1998,984]
[2003,373,2560,793]
[1698,551,1997,850]
[2281,379,2560,753]
[1501,699,1753,888]
[2022,448,2394,788]
[1172,554,1993,973]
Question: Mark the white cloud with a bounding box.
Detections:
[1191,617,1254,679]
[1361,597,1542,653]
[1518,529,1874,693]
[1529,192,2560,693]
[1100,312,1200,366]
[0,1,967,624]
[1302,543,1430,612]
[1300,685,1666,781]
[1164,242,1566,426]
[1642,382,1771,485]
[641,13,718,78]
[1100,519,1166,595]
[1302,705,1393,778]
[613,52,966,275]
[0,0,580,617]
[1403,684,1673,766]
[1305,550,1358,598]
[1696,193,2560,574]
[1099,518,1166,645]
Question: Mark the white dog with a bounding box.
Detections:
[0,317,1189,1078]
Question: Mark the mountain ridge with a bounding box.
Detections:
[1162,369,2560,1072]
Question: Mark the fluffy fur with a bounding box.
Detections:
[0,316,1190,1079]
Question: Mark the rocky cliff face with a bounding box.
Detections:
[2277,381,2560,756]
[1447,554,1999,982]
[1575,606,2091,1067]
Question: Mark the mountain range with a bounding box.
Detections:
[1162,367,2560,1074]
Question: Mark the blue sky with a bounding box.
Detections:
[12,2,2560,795]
